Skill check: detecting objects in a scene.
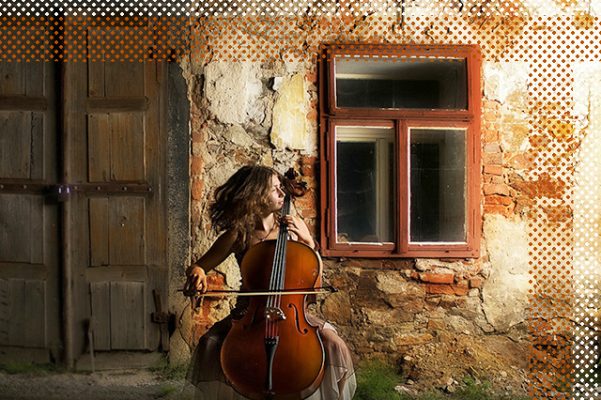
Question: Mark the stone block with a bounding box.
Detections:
[394,333,434,347]
[469,277,484,288]
[321,292,353,325]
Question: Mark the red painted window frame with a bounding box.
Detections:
[318,44,482,258]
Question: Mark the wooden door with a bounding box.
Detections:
[64,43,168,364]
[0,62,61,363]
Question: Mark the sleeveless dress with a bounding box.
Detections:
[186,249,356,400]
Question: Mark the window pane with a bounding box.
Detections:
[334,56,467,110]
[336,126,394,243]
[410,128,466,242]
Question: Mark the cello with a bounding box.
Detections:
[219,170,325,400]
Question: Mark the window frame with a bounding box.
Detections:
[319,44,482,258]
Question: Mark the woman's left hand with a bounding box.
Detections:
[283,214,315,249]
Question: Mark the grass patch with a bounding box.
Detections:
[148,358,188,381]
[156,384,179,398]
[0,362,63,375]
[354,359,405,400]
[353,360,530,400]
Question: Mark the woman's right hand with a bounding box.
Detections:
[185,265,208,294]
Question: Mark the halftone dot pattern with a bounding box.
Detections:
[2,1,601,398]
[573,61,601,400]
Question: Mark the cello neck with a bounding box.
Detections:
[277,195,291,237]
[269,194,290,294]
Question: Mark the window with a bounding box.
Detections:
[319,44,481,258]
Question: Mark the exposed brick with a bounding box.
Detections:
[482,152,503,165]
[483,132,499,143]
[192,130,203,143]
[300,155,317,177]
[483,204,510,215]
[483,183,510,196]
[191,156,204,175]
[483,165,503,176]
[510,172,566,199]
[305,69,317,83]
[484,143,502,153]
[295,190,317,218]
[484,175,505,184]
[419,272,455,284]
[485,195,513,206]
[456,280,469,290]
[426,283,469,296]
[191,179,204,201]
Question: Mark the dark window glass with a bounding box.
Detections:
[336,126,394,243]
[410,128,466,242]
[335,57,467,110]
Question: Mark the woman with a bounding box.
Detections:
[185,165,356,400]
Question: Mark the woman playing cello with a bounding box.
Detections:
[185,165,356,400]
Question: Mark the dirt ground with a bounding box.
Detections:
[0,334,535,400]
[395,334,531,397]
[0,369,191,400]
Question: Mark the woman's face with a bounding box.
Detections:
[266,174,285,212]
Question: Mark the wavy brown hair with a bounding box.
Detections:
[209,165,283,250]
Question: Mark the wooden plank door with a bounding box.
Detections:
[0,62,61,363]
[64,35,167,365]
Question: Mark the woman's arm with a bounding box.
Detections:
[185,230,238,293]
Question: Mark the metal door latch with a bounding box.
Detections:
[56,185,72,202]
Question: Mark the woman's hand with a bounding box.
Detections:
[283,215,315,249]
[185,265,208,294]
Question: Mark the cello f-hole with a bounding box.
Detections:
[288,303,308,335]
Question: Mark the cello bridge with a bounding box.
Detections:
[265,307,286,321]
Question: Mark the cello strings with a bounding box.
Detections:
[266,196,290,339]
[275,197,291,328]
[271,210,287,338]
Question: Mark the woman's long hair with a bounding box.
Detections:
[209,165,283,251]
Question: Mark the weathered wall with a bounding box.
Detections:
[175,60,531,345]
[170,2,596,393]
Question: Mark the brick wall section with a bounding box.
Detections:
[482,99,515,218]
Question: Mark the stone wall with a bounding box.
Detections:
[173,55,532,351]
[168,4,594,393]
